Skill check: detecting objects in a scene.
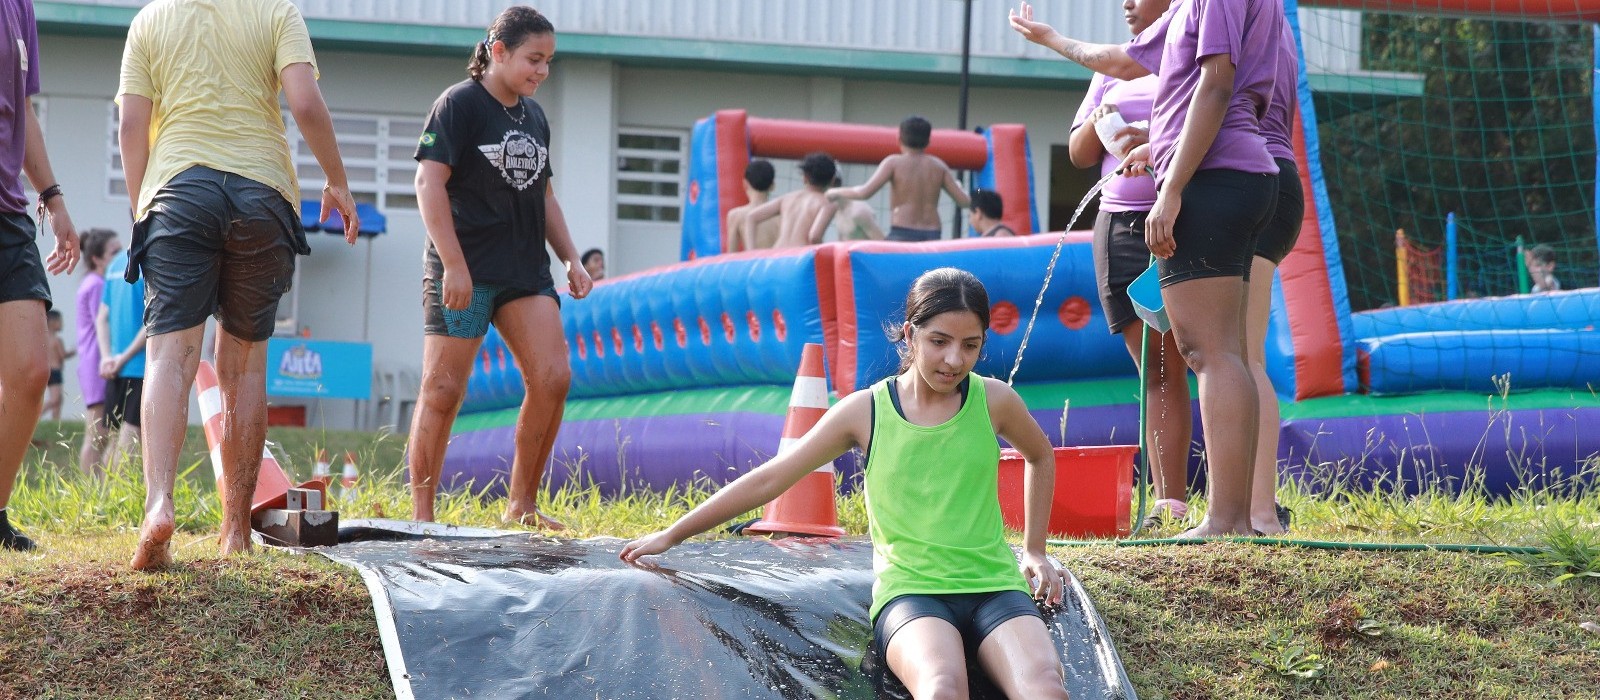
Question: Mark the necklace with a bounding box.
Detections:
[501,99,526,125]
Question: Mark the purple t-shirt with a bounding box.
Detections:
[76,272,107,406]
[1071,73,1160,212]
[1124,0,1284,186]
[1260,23,1299,162]
[0,0,39,215]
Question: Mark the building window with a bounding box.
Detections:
[615,128,685,222]
[106,104,424,210]
[287,112,425,210]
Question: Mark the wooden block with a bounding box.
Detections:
[286,487,323,511]
[253,508,339,547]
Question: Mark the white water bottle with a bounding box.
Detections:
[1094,109,1137,161]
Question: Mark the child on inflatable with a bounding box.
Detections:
[623,268,1070,698]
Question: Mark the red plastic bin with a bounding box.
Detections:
[997,445,1138,539]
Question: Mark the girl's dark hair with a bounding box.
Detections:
[79,228,119,274]
[468,6,555,81]
[888,267,991,372]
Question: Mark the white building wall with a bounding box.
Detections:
[546,58,616,274]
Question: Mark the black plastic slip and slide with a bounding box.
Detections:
[314,520,1139,700]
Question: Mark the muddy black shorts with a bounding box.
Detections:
[421,253,556,339]
[127,166,308,342]
[1093,209,1154,334]
[1254,158,1305,265]
[106,376,143,430]
[0,212,50,310]
[1157,168,1277,287]
[872,589,1040,663]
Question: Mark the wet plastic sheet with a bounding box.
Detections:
[320,520,1136,699]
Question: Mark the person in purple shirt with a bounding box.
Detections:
[1068,0,1194,531]
[1246,24,1305,535]
[0,0,81,552]
[1012,0,1285,537]
[74,228,122,477]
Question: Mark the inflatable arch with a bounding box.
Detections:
[679,110,1039,260]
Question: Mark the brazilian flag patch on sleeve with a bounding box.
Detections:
[420,132,437,147]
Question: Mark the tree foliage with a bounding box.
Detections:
[1314,15,1594,310]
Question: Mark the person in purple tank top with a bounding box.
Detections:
[1068,0,1195,531]
[0,0,81,553]
[1245,24,1305,535]
[1012,0,1286,537]
[74,228,121,478]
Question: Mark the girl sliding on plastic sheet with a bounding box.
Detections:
[623,268,1071,699]
[408,5,593,527]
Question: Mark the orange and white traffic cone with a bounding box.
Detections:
[745,343,845,538]
[195,360,316,515]
[339,451,359,501]
[312,448,332,487]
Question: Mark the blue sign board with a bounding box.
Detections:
[266,339,373,399]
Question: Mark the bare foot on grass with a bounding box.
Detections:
[130,517,175,571]
[1252,521,1287,537]
[1175,521,1256,540]
[505,507,566,531]
[218,526,253,557]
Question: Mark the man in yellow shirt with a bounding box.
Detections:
[117,0,360,570]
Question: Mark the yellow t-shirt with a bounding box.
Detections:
[117,0,317,217]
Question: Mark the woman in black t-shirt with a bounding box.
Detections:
[408,6,592,528]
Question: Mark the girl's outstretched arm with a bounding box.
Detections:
[620,390,872,562]
[985,377,1064,605]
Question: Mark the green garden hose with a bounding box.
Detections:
[1047,536,1542,555]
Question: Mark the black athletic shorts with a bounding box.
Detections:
[0,212,50,310]
[47,368,62,386]
[129,166,308,342]
[106,376,144,430]
[420,254,557,338]
[1093,209,1153,334]
[872,589,1041,663]
[887,226,941,242]
[1255,158,1305,265]
[1157,168,1277,287]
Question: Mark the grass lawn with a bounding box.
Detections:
[2,422,1597,698]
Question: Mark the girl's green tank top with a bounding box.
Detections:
[864,374,1027,620]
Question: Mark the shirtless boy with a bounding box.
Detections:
[830,175,885,241]
[827,116,971,242]
[725,159,780,251]
[745,153,837,249]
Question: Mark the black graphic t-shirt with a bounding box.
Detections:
[415,79,555,291]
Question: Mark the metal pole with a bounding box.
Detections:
[952,0,974,239]
[1515,235,1530,295]
[1445,212,1458,301]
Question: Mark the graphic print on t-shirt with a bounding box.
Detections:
[478,130,548,191]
